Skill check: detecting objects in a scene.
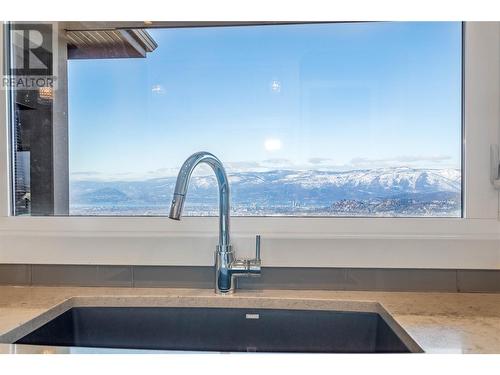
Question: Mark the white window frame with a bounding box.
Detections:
[0,22,499,269]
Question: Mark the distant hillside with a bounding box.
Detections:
[70,167,461,217]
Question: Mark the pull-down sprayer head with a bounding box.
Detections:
[168,151,231,248]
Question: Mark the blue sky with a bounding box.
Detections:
[68,22,462,180]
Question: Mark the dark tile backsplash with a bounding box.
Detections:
[97,266,133,287]
[1,264,499,292]
[345,269,458,292]
[31,265,99,286]
[457,270,500,293]
[0,264,31,285]
[133,266,213,289]
[238,268,350,290]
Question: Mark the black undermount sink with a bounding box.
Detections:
[15,307,418,353]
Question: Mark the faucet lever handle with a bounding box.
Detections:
[255,235,261,262]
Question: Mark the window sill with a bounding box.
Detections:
[0,216,499,269]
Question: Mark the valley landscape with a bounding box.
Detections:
[70,167,461,217]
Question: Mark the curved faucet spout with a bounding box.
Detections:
[169,151,261,294]
[169,151,231,249]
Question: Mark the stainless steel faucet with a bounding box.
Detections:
[169,151,261,294]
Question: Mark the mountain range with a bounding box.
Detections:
[70,167,461,217]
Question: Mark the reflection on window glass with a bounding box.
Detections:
[12,22,463,217]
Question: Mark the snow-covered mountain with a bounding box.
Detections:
[70,167,461,216]
[229,167,460,193]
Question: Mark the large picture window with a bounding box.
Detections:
[9,22,463,217]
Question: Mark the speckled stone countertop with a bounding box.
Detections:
[0,286,499,354]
